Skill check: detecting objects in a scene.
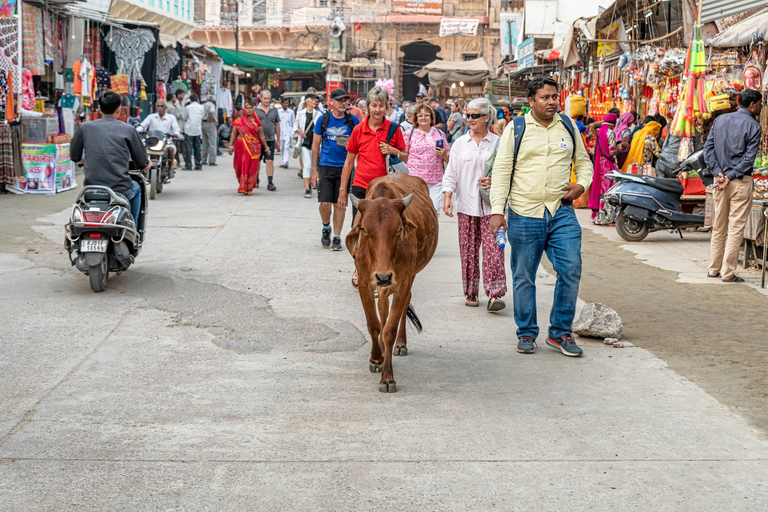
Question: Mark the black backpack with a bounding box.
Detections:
[320,110,356,138]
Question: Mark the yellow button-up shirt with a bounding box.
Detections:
[489,113,592,218]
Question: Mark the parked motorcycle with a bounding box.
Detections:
[141,129,176,199]
[65,165,147,292]
[603,149,712,242]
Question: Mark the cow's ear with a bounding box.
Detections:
[347,224,362,255]
[400,217,417,240]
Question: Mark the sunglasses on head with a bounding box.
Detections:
[467,113,487,119]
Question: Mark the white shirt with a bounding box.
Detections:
[215,87,233,115]
[442,131,499,217]
[137,113,180,137]
[183,102,204,136]
[293,108,322,141]
[278,108,296,139]
[203,101,217,121]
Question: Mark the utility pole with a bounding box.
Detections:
[235,1,240,52]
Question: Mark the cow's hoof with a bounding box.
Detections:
[379,380,397,393]
[369,362,383,373]
[394,346,408,356]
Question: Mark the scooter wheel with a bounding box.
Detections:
[616,210,650,242]
[88,255,109,292]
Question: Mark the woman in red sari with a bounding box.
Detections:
[228,103,270,194]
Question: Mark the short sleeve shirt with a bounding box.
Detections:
[255,105,280,141]
[346,117,406,189]
[314,112,360,168]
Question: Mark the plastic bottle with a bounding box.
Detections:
[496,228,506,249]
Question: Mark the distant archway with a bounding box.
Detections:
[400,40,441,102]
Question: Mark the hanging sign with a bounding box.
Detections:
[597,19,626,60]
[439,18,480,37]
[518,38,535,70]
[392,0,443,15]
[500,13,523,57]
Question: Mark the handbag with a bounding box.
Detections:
[386,124,410,174]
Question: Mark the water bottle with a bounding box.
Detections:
[495,228,506,249]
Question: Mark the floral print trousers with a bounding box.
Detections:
[457,213,507,299]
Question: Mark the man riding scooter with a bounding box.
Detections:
[136,98,181,164]
[70,92,151,222]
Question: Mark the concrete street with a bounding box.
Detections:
[2,152,768,510]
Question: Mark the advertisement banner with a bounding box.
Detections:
[518,37,535,70]
[500,13,523,57]
[392,0,442,15]
[11,143,57,194]
[55,143,77,192]
[597,19,625,60]
[439,18,480,37]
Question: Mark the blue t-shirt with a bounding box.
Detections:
[314,112,360,167]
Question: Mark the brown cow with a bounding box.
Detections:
[346,173,439,393]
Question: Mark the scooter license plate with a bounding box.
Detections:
[80,239,108,253]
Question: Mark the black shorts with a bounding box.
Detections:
[317,165,349,204]
[260,140,276,161]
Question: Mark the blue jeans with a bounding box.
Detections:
[124,180,142,224]
[507,205,582,340]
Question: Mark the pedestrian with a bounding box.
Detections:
[218,118,232,150]
[489,76,593,357]
[337,86,408,288]
[182,93,204,170]
[311,88,360,249]
[278,98,296,169]
[255,90,280,191]
[445,99,465,144]
[228,103,270,195]
[166,90,186,167]
[493,117,508,136]
[356,99,367,118]
[404,103,449,214]
[201,96,218,166]
[400,104,416,132]
[620,120,662,175]
[588,112,623,224]
[415,92,425,104]
[442,98,505,312]
[704,88,762,283]
[429,97,447,131]
[136,99,180,164]
[293,93,322,192]
[348,100,364,121]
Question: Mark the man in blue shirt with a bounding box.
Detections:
[311,88,360,251]
[704,88,762,283]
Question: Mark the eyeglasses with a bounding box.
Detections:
[467,113,487,119]
[416,114,431,118]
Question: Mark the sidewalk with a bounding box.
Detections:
[1,155,767,510]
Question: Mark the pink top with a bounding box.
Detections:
[442,131,499,217]
[404,127,449,185]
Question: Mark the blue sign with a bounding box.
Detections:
[518,37,535,70]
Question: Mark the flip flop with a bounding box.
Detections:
[351,271,358,289]
[722,275,745,283]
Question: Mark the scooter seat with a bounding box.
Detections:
[638,175,684,196]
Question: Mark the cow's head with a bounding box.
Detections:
[346,194,417,288]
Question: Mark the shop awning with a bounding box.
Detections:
[210,47,326,72]
[414,58,494,86]
[708,7,768,47]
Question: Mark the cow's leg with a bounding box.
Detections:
[394,290,411,356]
[380,286,410,393]
[376,289,390,356]
[358,279,384,373]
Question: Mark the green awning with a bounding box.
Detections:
[210,47,326,73]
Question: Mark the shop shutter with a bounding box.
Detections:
[701,0,766,24]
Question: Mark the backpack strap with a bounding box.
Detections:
[344,110,356,133]
[320,111,330,136]
[386,120,398,145]
[557,113,577,161]
[507,116,527,198]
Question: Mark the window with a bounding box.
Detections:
[463,54,478,61]
[253,0,266,24]
[221,0,237,25]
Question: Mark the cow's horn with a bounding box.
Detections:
[402,194,414,208]
[350,195,360,209]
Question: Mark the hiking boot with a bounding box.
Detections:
[267,182,276,191]
[517,336,537,354]
[331,236,343,251]
[546,334,583,357]
[321,227,331,248]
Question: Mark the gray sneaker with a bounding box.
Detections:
[546,334,583,357]
[331,236,343,251]
[517,336,537,354]
[321,227,331,248]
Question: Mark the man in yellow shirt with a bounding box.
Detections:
[489,77,592,357]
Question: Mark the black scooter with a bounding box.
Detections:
[65,166,148,292]
[603,150,712,242]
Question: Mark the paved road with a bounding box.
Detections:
[1,154,767,510]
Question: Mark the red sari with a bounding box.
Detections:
[233,114,263,194]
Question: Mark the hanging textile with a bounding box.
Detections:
[0,18,19,114]
[0,124,13,185]
[0,1,17,18]
[33,6,44,74]
[0,70,7,109]
[106,27,156,84]
[95,68,110,99]
[21,5,38,74]
[110,73,129,94]
[83,26,102,67]
[21,68,34,111]
[44,12,55,64]
[156,47,180,83]
[55,16,67,73]
[155,82,166,101]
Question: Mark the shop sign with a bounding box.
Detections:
[15,144,57,194]
[55,144,77,192]
[352,68,375,78]
[597,19,626,60]
[517,37,535,70]
[439,18,480,37]
[500,13,523,58]
[392,0,443,15]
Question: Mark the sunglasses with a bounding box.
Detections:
[467,113,487,119]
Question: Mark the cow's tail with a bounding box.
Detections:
[406,304,423,333]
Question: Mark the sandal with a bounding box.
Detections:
[465,295,479,307]
[722,275,745,283]
[707,272,721,278]
[351,271,358,289]
[487,297,506,312]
